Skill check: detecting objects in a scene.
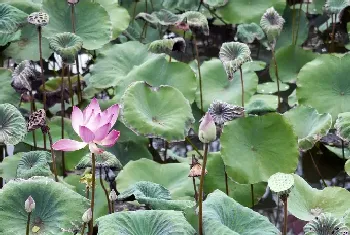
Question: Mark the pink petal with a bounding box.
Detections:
[89,143,104,154]
[83,98,101,122]
[79,126,95,143]
[86,113,101,132]
[94,123,111,141]
[99,130,120,147]
[72,106,83,135]
[52,139,87,151]
[106,104,120,127]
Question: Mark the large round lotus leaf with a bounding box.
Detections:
[204,152,267,207]
[16,151,52,179]
[0,103,26,145]
[0,177,90,235]
[202,190,279,235]
[118,181,195,211]
[270,45,318,83]
[345,160,350,176]
[289,174,350,221]
[245,94,281,114]
[3,24,51,63]
[221,113,299,184]
[0,30,20,46]
[97,210,196,235]
[297,54,350,120]
[117,158,195,199]
[0,69,20,105]
[0,152,23,180]
[284,106,332,151]
[195,59,258,110]
[335,112,350,141]
[0,3,27,33]
[288,90,298,107]
[0,0,40,14]
[75,151,122,171]
[42,0,112,50]
[257,82,289,94]
[217,0,285,24]
[121,81,194,142]
[95,0,130,39]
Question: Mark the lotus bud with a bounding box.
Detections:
[67,0,79,4]
[198,112,216,143]
[82,208,92,223]
[25,196,35,213]
[109,189,117,201]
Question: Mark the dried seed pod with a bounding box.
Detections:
[189,163,207,177]
[304,213,349,235]
[208,100,244,125]
[27,109,46,132]
[267,172,294,196]
[27,12,49,27]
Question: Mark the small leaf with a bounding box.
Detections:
[75,151,122,171]
[16,151,52,179]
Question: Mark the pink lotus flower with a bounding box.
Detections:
[52,98,120,154]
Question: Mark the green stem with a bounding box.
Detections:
[60,64,66,177]
[38,26,47,149]
[239,67,245,110]
[224,165,229,196]
[99,167,112,214]
[47,129,58,182]
[80,222,87,235]
[201,3,227,25]
[185,137,204,159]
[71,4,82,103]
[281,195,288,235]
[294,2,302,45]
[111,201,115,213]
[30,91,37,150]
[275,197,280,226]
[331,14,336,53]
[198,143,209,235]
[89,153,96,235]
[309,151,327,187]
[342,140,346,188]
[271,48,282,112]
[26,212,31,235]
[193,35,204,114]
[192,176,198,201]
[0,144,4,188]
[291,0,296,43]
[67,65,74,106]
[250,184,254,207]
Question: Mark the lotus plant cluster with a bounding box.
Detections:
[1,0,350,235]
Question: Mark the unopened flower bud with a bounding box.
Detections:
[109,190,117,201]
[25,196,35,213]
[198,112,216,143]
[68,0,79,4]
[82,208,92,223]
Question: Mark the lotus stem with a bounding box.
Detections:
[292,0,296,43]
[308,151,327,187]
[29,91,37,150]
[89,153,96,235]
[26,212,31,235]
[281,195,288,235]
[132,1,137,20]
[47,128,58,182]
[306,1,309,14]
[67,65,74,106]
[202,3,227,25]
[331,14,336,52]
[198,143,209,235]
[224,165,229,196]
[99,168,112,214]
[342,140,346,188]
[250,184,254,207]
[80,222,87,235]
[0,144,4,188]
[185,137,204,159]
[60,64,66,177]
[275,197,280,226]
[140,22,147,42]
[271,48,282,112]
[193,35,204,114]
[197,0,203,11]
[86,187,90,199]
[294,2,303,45]
[192,176,198,201]
[239,67,245,111]
[38,26,47,150]
[256,41,261,59]
[150,0,154,11]
[145,0,148,13]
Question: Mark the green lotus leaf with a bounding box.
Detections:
[204,152,267,207]
[11,60,37,92]
[118,181,195,210]
[345,159,350,176]
[97,210,196,235]
[121,81,194,142]
[335,112,350,141]
[221,113,299,184]
[202,190,279,234]
[16,151,52,179]
[235,23,265,44]
[42,0,112,50]
[270,45,318,83]
[162,0,200,11]
[0,103,26,145]
[121,20,159,43]
[180,11,209,36]
[289,90,298,107]
[245,94,281,114]
[289,174,350,221]
[148,37,186,53]
[304,213,349,235]
[297,1,324,15]
[49,32,83,64]
[117,158,195,199]
[217,0,286,24]
[297,54,350,120]
[195,59,258,111]
[324,0,350,14]
[203,0,228,8]
[284,106,332,151]
[0,3,27,33]
[0,30,20,46]
[136,9,180,28]
[3,24,51,63]
[0,177,90,235]
[1,0,41,14]
[0,68,20,105]
[257,81,289,94]
[0,152,23,180]
[75,151,122,171]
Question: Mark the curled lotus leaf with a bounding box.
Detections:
[49,32,83,64]
[324,0,350,15]
[136,9,180,28]
[148,37,186,54]
[219,42,252,80]
[335,112,350,141]
[304,213,349,235]
[27,11,49,26]
[260,7,285,44]
[180,11,209,36]
[203,0,228,8]
[75,151,122,171]
[235,23,265,44]
[0,103,27,145]
[11,60,38,93]
[16,151,52,179]
[0,177,90,235]
[0,3,27,33]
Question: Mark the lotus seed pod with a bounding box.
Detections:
[27,109,47,131]
[109,189,117,201]
[82,208,92,223]
[260,7,285,45]
[219,42,252,80]
[267,172,294,196]
[198,112,217,143]
[25,195,35,213]
[27,12,49,26]
[208,100,244,125]
[49,32,83,64]
[304,213,349,235]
